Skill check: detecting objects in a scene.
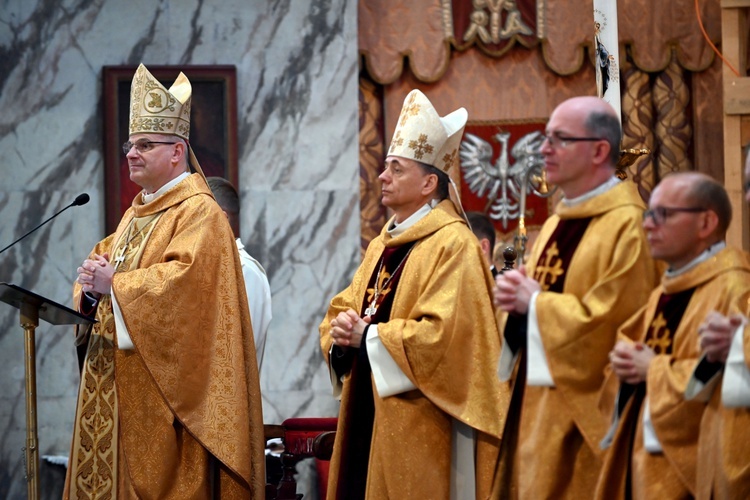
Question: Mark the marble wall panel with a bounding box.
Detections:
[0,0,358,497]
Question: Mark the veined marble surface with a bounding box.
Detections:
[0,1,358,497]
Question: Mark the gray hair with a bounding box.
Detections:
[584,111,621,165]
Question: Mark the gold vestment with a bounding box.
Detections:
[695,252,750,500]
[320,200,508,499]
[596,247,750,499]
[64,174,265,499]
[498,181,659,498]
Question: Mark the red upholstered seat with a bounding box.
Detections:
[265,418,337,500]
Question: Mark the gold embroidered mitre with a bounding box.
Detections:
[388,89,468,172]
[129,63,192,140]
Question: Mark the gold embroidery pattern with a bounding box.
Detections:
[442,148,458,171]
[69,294,117,499]
[646,312,672,354]
[399,93,420,126]
[68,215,159,499]
[135,117,174,132]
[147,91,163,110]
[533,241,565,291]
[129,65,190,140]
[143,78,177,112]
[463,0,533,45]
[409,133,434,160]
[389,130,405,154]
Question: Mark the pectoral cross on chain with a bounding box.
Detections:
[113,245,128,271]
[364,295,379,317]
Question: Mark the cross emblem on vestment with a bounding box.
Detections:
[646,312,672,354]
[534,241,565,291]
[391,130,405,151]
[365,271,393,317]
[399,100,420,126]
[442,148,458,170]
[408,134,434,160]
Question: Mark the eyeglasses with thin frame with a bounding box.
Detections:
[542,133,604,149]
[643,206,707,226]
[122,140,177,155]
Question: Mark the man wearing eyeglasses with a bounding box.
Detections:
[594,172,750,499]
[493,96,659,498]
[66,64,265,499]
[688,147,750,500]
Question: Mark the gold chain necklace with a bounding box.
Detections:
[112,215,158,271]
[364,246,414,317]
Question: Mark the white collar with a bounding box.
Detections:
[142,172,190,204]
[665,241,726,277]
[387,200,438,237]
[562,176,620,207]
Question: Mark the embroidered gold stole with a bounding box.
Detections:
[66,213,161,500]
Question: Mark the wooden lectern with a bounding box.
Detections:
[0,283,95,500]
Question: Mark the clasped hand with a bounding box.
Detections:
[330,309,371,349]
[698,311,745,364]
[609,340,655,385]
[494,266,540,314]
[76,253,114,296]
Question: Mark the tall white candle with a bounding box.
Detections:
[593,0,622,123]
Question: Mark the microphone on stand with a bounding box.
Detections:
[0,193,90,256]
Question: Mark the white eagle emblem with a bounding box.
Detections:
[459,130,550,229]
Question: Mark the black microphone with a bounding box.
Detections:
[73,193,90,206]
[0,193,90,256]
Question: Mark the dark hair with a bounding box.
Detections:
[206,176,240,236]
[206,176,240,214]
[416,161,450,201]
[585,110,621,165]
[685,175,732,237]
[466,211,496,250]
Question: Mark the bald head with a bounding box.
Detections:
[645,172,728,268]
[554,97,621,166]
[672,172,732,238]
[542,97,622,198]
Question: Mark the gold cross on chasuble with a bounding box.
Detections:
[643,288,696,355]
[535,241,565,291]
[532,217,592,293]
[645,313,672,354]
[362,243,416,320]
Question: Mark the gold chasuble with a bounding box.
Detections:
[693,260,750,499]
[496,180,659,499]
[64,173,265,499]
[595,247,750,499]
[320,200,508,500]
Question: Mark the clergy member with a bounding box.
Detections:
[595,172,750,499]
[66,64,265,499]
[689,146,750,499]
[320,89,507,499]
[467,210,499,277]
[493,96,659,498]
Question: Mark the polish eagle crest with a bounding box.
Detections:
[459,130,549,229]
